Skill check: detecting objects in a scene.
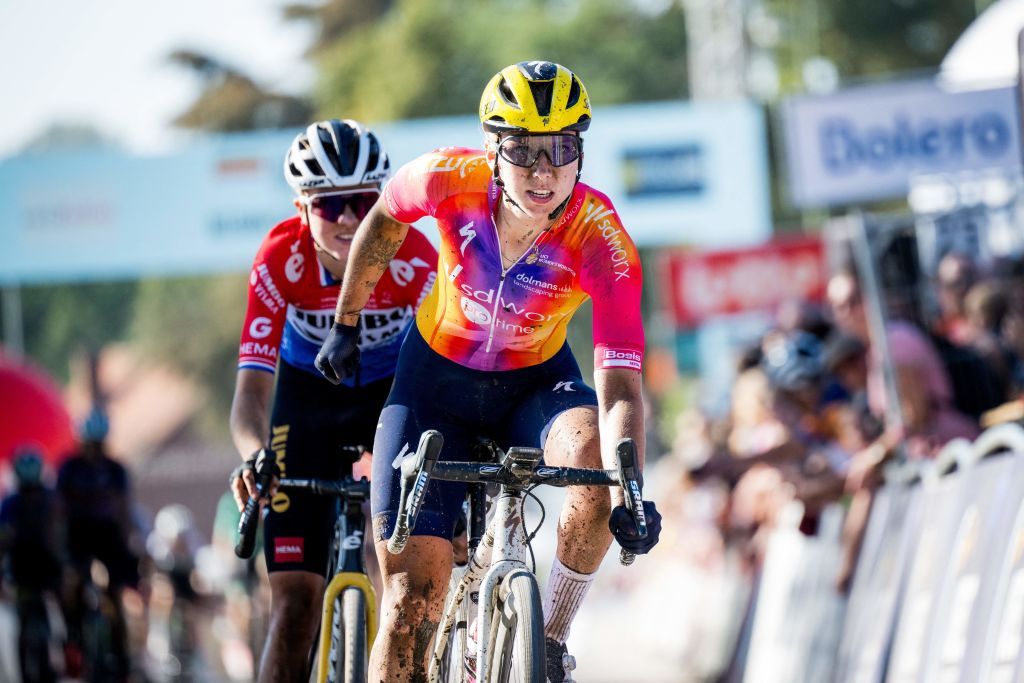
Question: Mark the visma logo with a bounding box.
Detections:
[821,112,1010,174]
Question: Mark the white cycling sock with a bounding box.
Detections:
[543,557,595,643]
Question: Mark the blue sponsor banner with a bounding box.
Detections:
[0,101,769,284]
[782,79,1021,208]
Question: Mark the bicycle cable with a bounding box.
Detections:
[523,485,546,574]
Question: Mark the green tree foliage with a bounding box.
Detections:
[283,0,395,54]
[169,50,313,133]
[129,274,248,435]
[313,0,689,122]
[18,281,139,381]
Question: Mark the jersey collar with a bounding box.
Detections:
[487,181,585,234]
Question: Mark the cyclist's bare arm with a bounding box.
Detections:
[594,367,645,507]
[229,369,275,507]
[334,198,411,325]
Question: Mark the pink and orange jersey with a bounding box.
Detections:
[238,216,437,385]
[384,147,644,372]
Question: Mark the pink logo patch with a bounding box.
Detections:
[274,537,304,563]
[599,348,642,371]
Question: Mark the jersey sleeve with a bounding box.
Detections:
[392,227,439,309]
[579,194,645,372]
[383,148,488,223]
[238,233,289,374]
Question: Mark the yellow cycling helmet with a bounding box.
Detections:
[479,61,591,134]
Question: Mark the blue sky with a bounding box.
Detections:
[0,0,315,157]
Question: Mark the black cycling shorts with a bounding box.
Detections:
[371,325,598,542]
[264,360,391,575]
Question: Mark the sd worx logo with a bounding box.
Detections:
[582,203,631,282]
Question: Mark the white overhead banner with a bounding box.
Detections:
[782,79,1021,209]
[0,101,770,284]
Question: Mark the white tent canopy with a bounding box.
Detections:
[941,0,1024,88]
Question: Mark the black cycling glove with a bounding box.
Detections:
[609,500,662,555]
[315,321,361,385]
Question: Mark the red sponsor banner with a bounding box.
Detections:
[664,236,826,327]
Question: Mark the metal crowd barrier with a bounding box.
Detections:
[743,422,1024,683]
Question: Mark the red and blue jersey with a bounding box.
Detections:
[384,147,644,372]
[238,216,437,386]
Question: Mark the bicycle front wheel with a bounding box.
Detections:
[335,586,367,683]
[486,572,545,683]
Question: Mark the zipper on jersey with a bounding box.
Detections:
[484,220,548,354]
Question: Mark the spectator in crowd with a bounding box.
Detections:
[57,407,141,680]
[935,251,978,346]
[827,270,977,461]
[962,279,1015,396]
[0,448,64,683]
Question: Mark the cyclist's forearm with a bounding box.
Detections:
[334,203,410,325]
[595,368,646,506]
[230,369,275,458]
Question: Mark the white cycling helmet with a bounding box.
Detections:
[284,119,390,192]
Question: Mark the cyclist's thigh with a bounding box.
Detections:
[371,400,473,544]
[264,361,390,576]
[502,345,598,455]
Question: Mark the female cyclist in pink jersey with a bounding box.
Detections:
[316,62,662,682]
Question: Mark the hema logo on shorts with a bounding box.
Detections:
[599,348,642,370]
[274,537,304,563]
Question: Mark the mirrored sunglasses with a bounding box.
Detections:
[304,191,379,222]
[498,134,582,168]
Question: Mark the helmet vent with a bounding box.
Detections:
[529,81,554,117]
[566,79,581,108]
[497,77,520,109]
[366,134,380,172]
[318,127,345,175]
[306,158,325,177]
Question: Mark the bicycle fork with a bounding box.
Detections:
[316,572,378,683]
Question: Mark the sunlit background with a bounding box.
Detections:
[2,0,1024,681]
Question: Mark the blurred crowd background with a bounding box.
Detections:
[3,0,1024,680]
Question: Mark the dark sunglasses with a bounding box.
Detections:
[304,191,379,222]
[498,134,582,168]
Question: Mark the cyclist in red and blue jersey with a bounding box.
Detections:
[228,119,437,682]
[316,63,663,682]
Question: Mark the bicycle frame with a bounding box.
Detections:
[276,477,379,683]
[431,485,535,682]
[388,432,648,683]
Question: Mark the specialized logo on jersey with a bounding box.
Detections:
[249,317,273,339]
[553,381,575,392]
[458,222,477,255]
[583,203,631,282]
[274,537,304,563]
[389,257,432,288]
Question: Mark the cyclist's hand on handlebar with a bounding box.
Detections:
[315,322,361,385]
[230,448,280,510]
[609,500,662,555]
